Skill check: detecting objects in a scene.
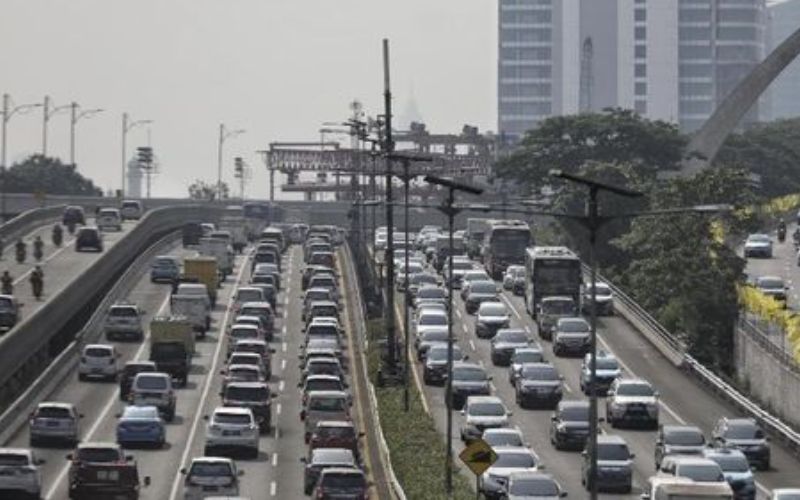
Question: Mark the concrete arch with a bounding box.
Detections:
[682,26,800,174]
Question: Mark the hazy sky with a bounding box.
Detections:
[0,0,497,198]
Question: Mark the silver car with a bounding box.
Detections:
[204,407,260,458]
[0,448,44,498]
[29,402,82,446]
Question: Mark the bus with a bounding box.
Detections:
[524,246,582,317]
[482,219,531,279]
[642,476,733,500]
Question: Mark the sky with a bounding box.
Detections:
[0,0,497,199]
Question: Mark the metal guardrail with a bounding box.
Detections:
[584,264,800,455]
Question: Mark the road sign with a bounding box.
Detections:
[458,439,497,477]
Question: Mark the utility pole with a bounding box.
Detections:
[42,95,50,156]
[122,113,152,197]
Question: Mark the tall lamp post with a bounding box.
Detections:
[2,94,43,221]
[122,113,152,197]
[69,102,104,167]
[423,174,484,495]
[42,96,70,156]
[217,124,245,202]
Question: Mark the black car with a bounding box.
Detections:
[712,417,771,470]
[448,362,491,410]
[0,295,21,332]
[490,329,530,366]
[550,400,590,451]
[62,205,86,225]
[119,361,157,401]
[221,381,276,432]
[75,227,103,252]
[181,222,203,247]
[423,344,465,385]
[515,363,563,409]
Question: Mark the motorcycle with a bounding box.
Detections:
[33,243,43,262]
[30,273,43,300]
[778,226,787,243]
[1,279,12,296]
[15,245,26,264]
[66,221,76,235]
[52,225,63,247]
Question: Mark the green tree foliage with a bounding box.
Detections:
[188,180,229,201]
[5,155,102,196]
[496,109,686,187]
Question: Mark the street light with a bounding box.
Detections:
[42,96,70,156]
[69,102,104,166]
[122,113,152,197]
[2,94,43,221]
[423,174,484,496]
[217,124,245,202]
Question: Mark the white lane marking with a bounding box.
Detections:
[168,257,248,500]
[282,342,287,353]
[44,287,172,500]
[281,325,287,335]
[563,383,573,394]
[276,403,282,416]
[469,340,476,352]
[501,295,521,320]
[455,309,462,320]
[271,453,278,467]
[278,381,285,393]
[281,359,286,371]
[270,481,277,496]
[525,326,532,335]
[13,235,78,285]
[274,427,280,439]
[462,323,468,334]
[490,382,497,392]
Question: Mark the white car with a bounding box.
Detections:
[181,456,242,499]
[0,448,44,498]
[743,233,773,258]
[204,407,259,458]
[119,200,143,220]
[582,281,614,315]
[606,378,660,429]
[480,446,541,499]
[460,396,511,443]
[658,456,726,484]
[772,488,800,499]
[104,303,144,341]
[415,308,449,337]
[78,344,119,381]
[131,372,176,421]
[97,208,123,231]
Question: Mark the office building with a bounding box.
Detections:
[767,0,800,120]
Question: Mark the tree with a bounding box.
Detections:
[5,155,102,196]
[188,180,229,201]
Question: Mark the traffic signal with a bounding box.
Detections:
[234,157,244,177]
[137,147,153,168]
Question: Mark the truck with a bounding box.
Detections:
[199,237,233,277]
[219,217,248,253]
[641,476,733,500]
[524,246,582,319]
[433,234,466,272]
[465,218,490,259]
[183,257,219,306]
[170,293,210,336]
[148,316,193,387]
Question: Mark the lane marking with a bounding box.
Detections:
[469,340,476,352]
[276,403,282,416]
[501,294,521,319]
[168,257,249,500]
[281,342,287,353]
[270,481,277,496]
[271,453,278,467]
[281,359,286,371]
[278,381,285,393]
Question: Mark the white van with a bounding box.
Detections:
[97,208,122,231]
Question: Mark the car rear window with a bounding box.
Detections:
[189,462,233,477]
[85,347,112,357]
[0,453,29,466]
[36,407,71,418]
[215,413,252,425]
[307,379,343,392]
[321,472,365,489]
[110,307,137,317]
[225,386,269,401]
[231,327,259,339]
[309,397,347,412]
[136,376,168,390]
[598,443,630,460]
[77,448,121,463]
[237,290,263,302]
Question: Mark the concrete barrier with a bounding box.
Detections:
[0,205,65,243]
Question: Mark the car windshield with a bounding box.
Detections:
[542,300,574,314]
[307,379,342,392]
[231,327,258,339]
[559,319,589,333]
[321,473,366,489]
[470,281,497,294]
[237,290,263,302]
[666,429,704,445]
[36,407,71,419]
[484,431,523,447]
[190,462,233,477]
[229,367,260,379]
[497,331,527,343]
[494,452,535,468]
[748,234,770,243]
[317,426,355,439]
[561,405,589,421]
[110,307,137,317]
[453,261,473,270]
[420,314,447,326]
[215,413,252,425]
[678,464,724,482]
[225,386,268,401]
[617,382,654,396]
[85,347,111,357]
[598,443,631,461]
[0,454,29,466]
[136,376,167,390]
[417,288,445,299]
[469,402,506,416]
[513,350,543,363]
[725,422,763,439]
[229,355,260,366]
[312,278,336,288]
[313,306,338,317]
[509,477,558,495]
[422,330,448,342]
[239,307,269,318]
[154,259,175,268]
[309,397,347,412]
[480,304,507,316]
[521,365,558,380]
[710,454,749,472]
[427,347,463,362]
[758,278,784,289]
[453,367,487,381]
[77,448,120,463]
[594,358,619,370]
[307,291,330,302]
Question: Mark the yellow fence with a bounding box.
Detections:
[738,285,800,362]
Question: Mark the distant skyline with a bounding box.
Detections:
[0,0,496,198]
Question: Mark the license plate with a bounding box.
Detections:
[202,485,218,492]
[223,430,240,436]
[46,421,59,427]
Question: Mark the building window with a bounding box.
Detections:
[679,82,712,95]
[500,65,552,78]
[680,8,712,23]
[635,45,646,59]
[679,100,713,114]
[635,100,648,114]
[635,26,646,40]
[635,82,647,95]
[500,102,552,116]
[501,28,552,43]
[501,10,552,23]
[718,8,757,23]
[680,63,713,77]
[679,27,711,41]
[716,45,759,61]
[679,45,712,59]
[500,83,552,97]
[635,64,647,77]
[635,8,646,22]
[501,47,553,60]
[717,26,758,42]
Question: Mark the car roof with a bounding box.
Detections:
[492,445,534,455]
[664,456,720,467]
[213,407,253,416]
[466,395,503,405]
[240,301,272,308]
[231,324,260,330]
[77,442,121,450]
[190,456,235,465]
[125,360,157,367]
[121,406,159,418]
[225,381,269,389]
[319,467,364,477]
[316,420,355,428]
[311,448,355,463]
[307,390,348,398]
[559,400,590,410]
[37,401,74,410]
[306,374,343,382]
[662,424,703,434]
[85,343,114,350]
[0,448,34,457]
[597,434,628,445]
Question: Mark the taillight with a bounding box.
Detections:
[316,490,325,500]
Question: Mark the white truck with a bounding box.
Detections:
[171,284,211,336]
[219,217,248,253]
[199,237,233,277]
[465,218,490,259]
[641,476,733,500]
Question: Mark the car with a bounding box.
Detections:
[308,420,362,460]
[582,434,634,493]
[238,302,274,339]
[150,255,181,283]
[231,315,268,339]
[536,296,577,341]
[227,324,262,353]
[490,328,529,365]
[407,272,439,296]
[605,378,659,429]
[302,357,345,383]
[104,303,144,341]
[203,407,260,458]
[479,446,540,499]
[414,328,449,361]
[230,339,272,372]
[508,347,545,387]
[220,381,275,432]
[449,362,492,410]
[302,265,334,290]
[712,417,770,470]
[579,350,620,395]
[505,471,566,499]
[754,275,788,304]
[771,488,800,500]
[443,257,475,288]
[67,442,131,489]
[703,447,756,500]
[0,294,21,332]
[503,265,526,295]
[0,447,44,498]
[97,208,123,231]
[221,364,266,390]
[460,270,493,299]
[482,427,526,448]
[130,372,176,421]
[552,317,590,357]
[78,344,119,381]
[119,200,143,220]
[654,424,706,469]
[744,233,773,258]
[464,280,500,314]
[116,405,166,448]
[69,461,143,500]
[302,448,357,494]
[75,226,103,252]
[29,402,82,447]
[302,391,351,443]
[460,396,512,443]
[228,352,268,378]
[180,457,242,499]
[119,361,157,401]
[312,467,368,499]
[582,281,614,315]
[305,300,341,326]
[423,344,465,385]
[515,363,563,409]
[549,400,590,451]
[415,308,448,335]
[658,456,726,485]
[476,301,511,339]
[62,205,86,225]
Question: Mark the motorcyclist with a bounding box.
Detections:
[778,220,787,242]
[30,266,43,300]
[66,220,76,234]
[52,224,63,247]
[1,271,12,295]
[15,240,26,264]
[793,227,800,246]
[33,236,44,262]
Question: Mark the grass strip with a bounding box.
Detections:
[366,320,474,500]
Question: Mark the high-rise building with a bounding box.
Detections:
[126,157,142,198]
[497,0,767,139]
[767,0,800,120]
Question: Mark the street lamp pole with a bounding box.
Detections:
[122,113,152,197]
[217,124,245,202]
[69,102,104,167]
[42,96,70,157]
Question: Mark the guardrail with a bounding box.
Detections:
[585,265,800,455]
[0,204,65,243]
[0,204,224,404]
[0,231,180,445]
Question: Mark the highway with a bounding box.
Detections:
[0,240,370,499]
[401,256,800,498]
